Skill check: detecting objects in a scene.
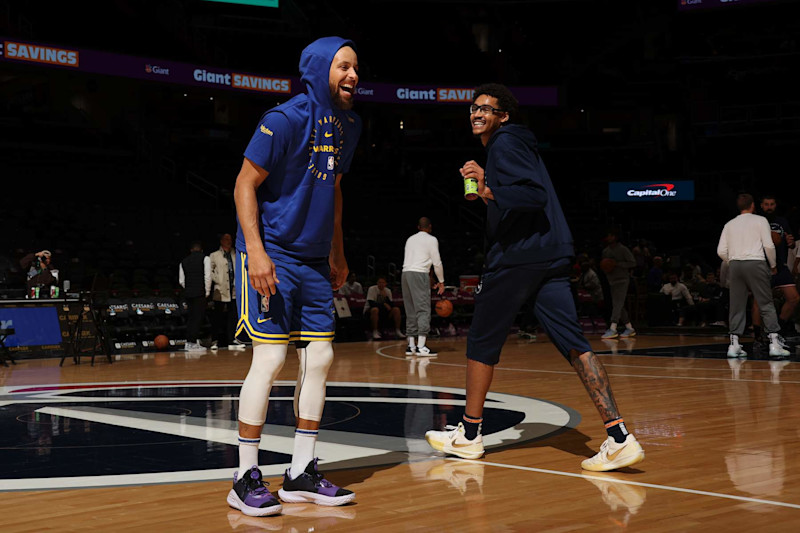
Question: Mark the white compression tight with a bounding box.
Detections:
[237,342,288,426]
[293,341,334,422]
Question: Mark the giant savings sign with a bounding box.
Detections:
[608,181,695,202]
[0,37,558,106]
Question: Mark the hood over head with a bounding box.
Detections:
[299,36,356,111]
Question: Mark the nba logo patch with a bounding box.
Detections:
[327,156,335,171]
[260,295,270,314]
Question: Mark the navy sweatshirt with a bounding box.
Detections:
[482,124,575,270]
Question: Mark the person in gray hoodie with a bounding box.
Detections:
[425,83,644,473]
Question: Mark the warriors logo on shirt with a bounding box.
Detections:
[308,114,345,181]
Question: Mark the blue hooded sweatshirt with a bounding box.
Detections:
[483,124,575,270]
[237,36,362,259]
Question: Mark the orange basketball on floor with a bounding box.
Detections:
[435,299,453,318]
[154,334,170,350]
[599,258,616,274]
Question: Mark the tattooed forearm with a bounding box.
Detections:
[570,350,620,421]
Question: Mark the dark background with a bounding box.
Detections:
[2,0,799,292]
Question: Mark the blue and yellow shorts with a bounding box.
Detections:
[235,250,335,344]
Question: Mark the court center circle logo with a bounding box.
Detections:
[0,381,579,491]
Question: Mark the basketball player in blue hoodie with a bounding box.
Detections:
[228,37,361,516]
[426,84,644,472]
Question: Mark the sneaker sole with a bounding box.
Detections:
[227,489,283,516]
[426,434,446,453]
[426,434,484,459]
[277,488,355,507]
[581,445,645,472]
[442,444,485,459]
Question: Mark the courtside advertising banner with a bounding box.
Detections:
[0,37,558,106]
[678,0,777,11]
[608,181,695,202]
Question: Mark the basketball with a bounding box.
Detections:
[435,299,453,318]
[154,334,170,350]
[599,258,616,274]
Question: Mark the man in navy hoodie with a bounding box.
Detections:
[229,37,360,516]
[426,83,644,472]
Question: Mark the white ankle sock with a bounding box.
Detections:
[290,429,318,479]
[238,435,260,474]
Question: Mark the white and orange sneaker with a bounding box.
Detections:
[425,422,484,460]
[581,435,645,472]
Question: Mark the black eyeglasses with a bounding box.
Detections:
[469,104,505,115]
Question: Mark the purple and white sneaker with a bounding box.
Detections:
[227,466,283,516]
[278,458,356,506]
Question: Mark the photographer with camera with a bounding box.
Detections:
[20,250,58,297]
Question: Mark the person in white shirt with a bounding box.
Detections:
[717,193,789,358]
[209,233,239,349]
[338,272,364,296]
[660,272,694,326]
[364,277,402,340]
[401,217,445,356]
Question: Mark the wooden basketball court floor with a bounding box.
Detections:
[2,332,800,532]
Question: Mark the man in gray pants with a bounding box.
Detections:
[717,193,790,358]
[600,228,637,339]
[402,217,445,356]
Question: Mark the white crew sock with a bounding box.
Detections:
[609,323,618,332]
[418,335,427,348]
[238,435,261,475]
[408,336,416,348]
[290,428,318,479]
[625,323,633,330]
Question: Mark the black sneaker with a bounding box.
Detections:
[417,345,437,357]
[405,345,417,356]
[278,458,355,506]
[227,466,283,516]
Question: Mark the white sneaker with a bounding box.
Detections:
[417,345,437,357]
[727,343,747,358]
[210,341,219,351]
[425,422,484,459]
[184,342,207,352]
[581,435,645,472]
[769,342,790,358]
[372,330,382,340]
